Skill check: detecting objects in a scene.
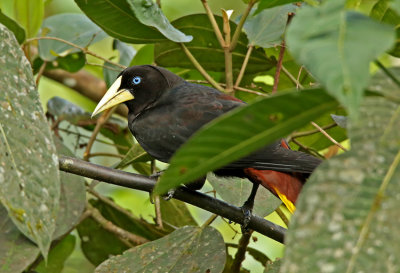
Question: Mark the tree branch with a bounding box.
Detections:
[59,155,286,243]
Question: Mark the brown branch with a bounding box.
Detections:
[231,231,253,273]
[35,61,47,86]
[87,202,148,246]
[43,69,128,117]
[272,41,286,93]
[311,121,348,151]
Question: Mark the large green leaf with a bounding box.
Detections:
[0,205,40,273]
[38,13,107,61]
[369,66,400,100]
[207,173,281,217]
[244,4,296,48]
[95,226,226,273]
[255,0,300,14]
[154,88,338,195]
[286,0,395,118]
[127,0,192,43]
[154,14,275,74]
[35,235,76,273]
[75,0,170,43]
[14,0,43,38]
[281,97,400,272]
[53,138,86,239]
[159,199,198,227]
[0,9,25,44]
[0,23,60,257]
[77,199,166,265]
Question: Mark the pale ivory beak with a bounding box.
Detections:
[91,76,134,117]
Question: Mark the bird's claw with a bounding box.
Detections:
[150,171,163,179]
[163,188,176,201]
[241,203,253,233]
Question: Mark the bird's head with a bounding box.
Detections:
[92,65,183,117]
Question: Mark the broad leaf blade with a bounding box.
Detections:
[281,97,400,272]
[0,9,25,43]
[255,0,299,14]
[38,13,107,61]
[14,0,43,38]
[0,23,60,258]
[74,0,167,43]
[207,173,281,217]
[0,205,40,273]
[154,88,338,195]
[159,199,198,227]
[154,14,275,73]
[244,4,296,48]
[286,0,395,118]
[95,226,226,273]
[127,0,192,43]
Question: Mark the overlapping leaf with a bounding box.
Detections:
[154,88,338,195]
[286,0,395,118]
[0,23,60,258]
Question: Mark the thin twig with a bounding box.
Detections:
[35,61,47,86]
[201,0,225,48]
[187,79,268,96]
[311,121,348,151]
[222,9,234,95]
[151,160,164,229]
[231,231,253,273]
[374,60,400,88]
[291,138,325,159]
[289,123,337,140]
[296,66,304,89]
[86,62,123,72]
[282,65,304,89]
[230,0,255,51]
[180,43,224,91]
[201,214,218,228]
[87,202,148,246]
[235,45,254,88]
[272,41,286,93]
[87,152,125,159]
[275,206,289,227]
[25,37,126,69]
[83,108,115,161]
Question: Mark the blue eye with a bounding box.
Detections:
[132,76,141,85]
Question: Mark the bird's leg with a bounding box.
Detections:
[241,183,260,233]
[149,170,164,179]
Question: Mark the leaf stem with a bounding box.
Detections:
[230,0,255,51]
[179,43,224,91]
[201,0,225,48]
[289,122,337,139]
[25,37,126,69]
[310,121,348,151]
[275,206,289,227]
[374,60,400,89]
[272,41,286,93]
[235,45,254,88]
[201,214,218,228]
[222,9,234,95]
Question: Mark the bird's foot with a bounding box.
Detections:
[240,202,253,233]
[163,188,176,201]
[150,171,164,179]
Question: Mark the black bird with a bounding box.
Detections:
[92,65,321,213]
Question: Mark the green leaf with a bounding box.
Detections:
[74,0,167,43]
[154,14,275,74]
[370,0,400,57]
[207,173,281,217]
[95,226,226,273]
[154,88,338,195]
[38,13,107,61]
[159,199,198,227]
[130,44,154,66]
[33,52,87,73]
[35,235,76,273]
[281,97,400,272]
[286,0,395,118]
[264,259,281,273]
[103,39,136,88]
[255,0,300,14]
[53,138,86,239]
[369,66,400,100]
[0,9,25,44]
[115,144,152,169]
[78,199,166,265]
[14,0,43,38]
[127,0,192,43]
[244,4,296,48]
[0,23,60,258]
[0,204,40,273]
